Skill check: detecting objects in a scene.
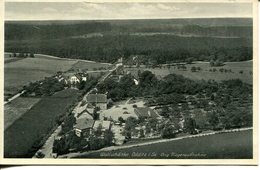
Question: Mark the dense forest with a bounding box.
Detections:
[5,18,253,63]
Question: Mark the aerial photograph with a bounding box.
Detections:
[2,0,255,161]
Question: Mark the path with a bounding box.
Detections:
[4,90,26,105]
[33,125,62,158]
[33,63,120,158]
[125,98,132,104]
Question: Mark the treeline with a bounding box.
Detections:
[179,25,252,38]
[5,34,252,63]
[5,18,252,41]
[5,22,112,40]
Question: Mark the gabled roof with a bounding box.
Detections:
[87,94,107,103]
[134,107,160,118]
[75,118,95,130]
[73,74,82,80]
[93,120,111,131]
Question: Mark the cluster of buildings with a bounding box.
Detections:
[55,72,89,88]
[71,93,161,145]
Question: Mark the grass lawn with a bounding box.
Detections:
[4,89,81,158]
[4,97,41,130]
[71,61,111,71]
[77,130,252,159]
[4,56,77,96]
[4,53,25,64]
[125,61,252,84]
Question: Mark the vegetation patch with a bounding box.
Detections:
[4,89,81,158]
[4,97,41,130]
[77,130,252,159]
[4,57,77,96]
[70,61,111,72]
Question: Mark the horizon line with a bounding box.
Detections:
[5,16,253,22]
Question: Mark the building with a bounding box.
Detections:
[93,120,111,131]
[69,74,81,84]
[87,94,107,110]
[93,120,112,138]
[134,107,160,119]
[69,73,88,84]
[74,119,95,137]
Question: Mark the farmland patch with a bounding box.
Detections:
[125,61,252,84]
[4,97,41,130]
[71,61,111,71]
[4,56,77,96]
[4,89,81,158]
[78,130,252,159]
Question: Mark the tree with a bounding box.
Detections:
[207,111,219,130]
[118,116,125,124]
[88,136,105,150]
[210,59,215,67]
[124,117,138,139]
[139,71,158,88]
[93,107,100,120]
[139,129,145,138]
[94,124,103,137]
[186,57,193,64]
[103,130,114,146]
[18,52,25,58]
[61,113,76,134]
[191,66,196,72]
[161,123,177,139]
[184,117,196,134]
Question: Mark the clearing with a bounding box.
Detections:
[125,61,252,84]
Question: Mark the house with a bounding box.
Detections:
[74,119,95,137]
[92,120,112,138]
[77,111,93,120]
[134,107,160,119]
[93,120,111,131]
[69,74,81,84]
[87,94,107,110]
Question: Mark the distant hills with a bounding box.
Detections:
[5,18,252,26]
[5,18,253,63]
[5,18,252,40]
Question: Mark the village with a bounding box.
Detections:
[27,55,252,158]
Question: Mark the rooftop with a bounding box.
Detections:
[87,94,107,103]
[75,118,95,130]
[134,107,160,118]
[93,120,111,131]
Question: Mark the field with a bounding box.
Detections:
[70,61,111,72]
[77,130,252,159]
[126,61,252,84]
[4,56,77,96]
[4,89,81,158]
[4,53,24,64]
[4,53,111,97]
[4,97,41,130]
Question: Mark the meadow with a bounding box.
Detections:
[78,130,252,159]
[4,56,77,95]
[4,97,41,130]
[125,61,252,84]
[70,61,111,72]
[4,89,81,158]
